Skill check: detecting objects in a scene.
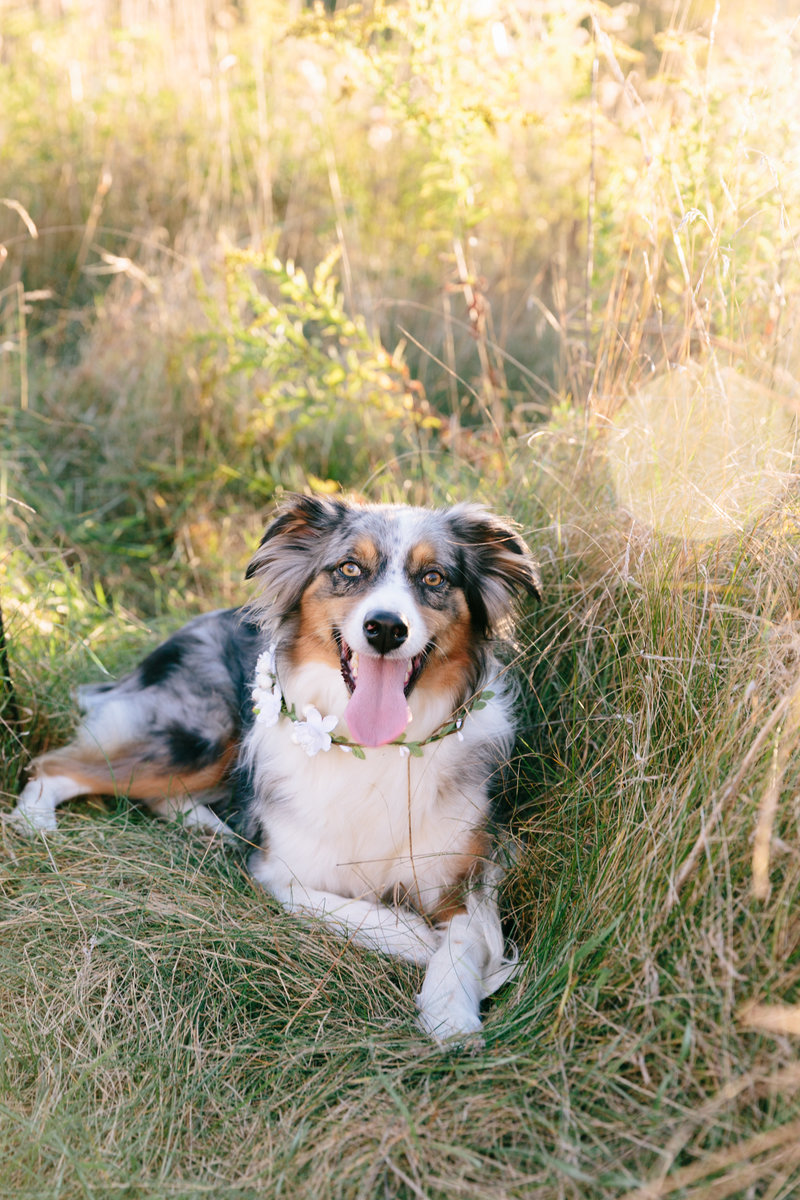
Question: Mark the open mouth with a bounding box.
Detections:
[337,636,428,698]
[334,632,430,746]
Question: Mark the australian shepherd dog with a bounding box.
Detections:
[10,495,540,1042]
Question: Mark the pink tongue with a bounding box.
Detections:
[345,656,411,746]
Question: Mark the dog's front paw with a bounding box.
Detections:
[415,986,484,1046]
[415,968,485,1047]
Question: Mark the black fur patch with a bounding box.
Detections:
[451,549,492,637]
[139,638,186,689]
[447,508,542,636]
[219,613,262,727]
[161,723,222,769]
[245,495,350,580]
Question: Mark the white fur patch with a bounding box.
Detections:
[243,664,510,909]
[249,852,442,963]
[7,775,85,833]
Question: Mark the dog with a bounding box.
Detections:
[9,495,541,1042]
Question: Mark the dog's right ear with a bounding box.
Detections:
[245,494,349,612]
[245,494,347,577]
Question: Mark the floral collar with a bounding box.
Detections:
[251,645,492,759]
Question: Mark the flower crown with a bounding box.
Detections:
[251,645,492,759]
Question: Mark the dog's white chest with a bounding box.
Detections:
[246,719,482,907]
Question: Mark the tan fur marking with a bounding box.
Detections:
[35,742,237,802]
[350,536,379,569]
[406,541,440,575]
[430,830,491,923]
[381,831,490,921]
[291,579,349,669]
[416,602,475,701]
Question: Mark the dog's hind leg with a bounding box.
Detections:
[9,723,243,832]
[8,738,240,838]
[147,793,237,843]
[8,610,259,836]
[9,765,91,833]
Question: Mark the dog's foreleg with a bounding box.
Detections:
[415,888,519,1044]
[247,854,442,965]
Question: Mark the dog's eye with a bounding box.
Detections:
[422,569,446,588]
[338,561,362,579]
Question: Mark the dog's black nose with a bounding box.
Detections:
[363,611,409,655]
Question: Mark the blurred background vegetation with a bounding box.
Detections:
[4,0,799,615]
[3,3,800,1196]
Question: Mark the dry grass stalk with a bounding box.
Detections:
[621,1119,800,1200]
[739,1003,800,1038]
[751,685,800,900]
[666,674,800,912]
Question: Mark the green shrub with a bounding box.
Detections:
[207,246,440,495]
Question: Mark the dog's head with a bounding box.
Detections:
[246,496,540,746]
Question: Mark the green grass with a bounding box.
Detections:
[3,0,800,1196]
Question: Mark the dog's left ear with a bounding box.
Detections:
[447,504,542,636]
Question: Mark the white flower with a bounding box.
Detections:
[398,745,410,758]
[252,645,282,726]
[254,645,278,689]
[253,681,282,727]
[291,705,338,756]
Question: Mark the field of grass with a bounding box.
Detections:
[2,1,800,1196]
